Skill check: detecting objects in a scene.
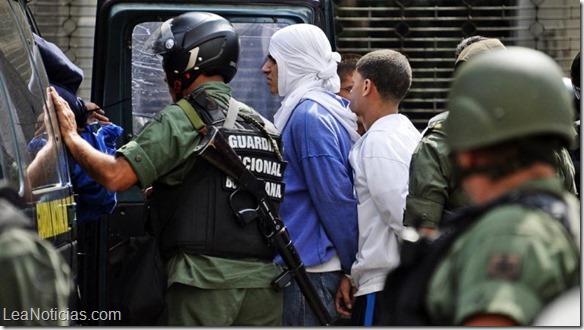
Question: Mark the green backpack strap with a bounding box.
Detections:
[176,98,208,135]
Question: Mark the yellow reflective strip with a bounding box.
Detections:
[36,195,74,239]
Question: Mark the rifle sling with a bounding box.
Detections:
[177,98,207,135]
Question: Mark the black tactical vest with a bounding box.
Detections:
[378,190,573,326]
[149,90,286,261]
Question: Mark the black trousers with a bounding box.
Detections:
[350,291,383,326]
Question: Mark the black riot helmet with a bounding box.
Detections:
[144,12,239,100]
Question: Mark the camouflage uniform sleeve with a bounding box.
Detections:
[0,228,71,326]
[427,206,580,325]
[403,127,452,228]
[116,104,202,188]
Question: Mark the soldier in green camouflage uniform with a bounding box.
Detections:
[402,111,470,237]
[403,37,577,238]
[427,47,580,326]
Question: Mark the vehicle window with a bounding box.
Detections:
[0,0,69,195]
[131,21,286,135]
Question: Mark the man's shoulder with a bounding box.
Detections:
[422,122,447,140]
[0,199,30,242]
[0,226,43,259]
[470,201,560,238]
[291,98,341,126]
[413,130,448,158]
[236,101,279,135]
[297,95,343,111]
[237,101,265,120]
[145,103,185,125]
[296,98,322,111]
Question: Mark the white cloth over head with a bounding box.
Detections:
[268,23,360,143]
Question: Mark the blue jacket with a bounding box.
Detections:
[73,123,123,223]
[275,97,358,274]
[34,33,123,223]
[26,122,123,224]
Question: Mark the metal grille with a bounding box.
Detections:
[27,0,580,128]
[333,0,580,128]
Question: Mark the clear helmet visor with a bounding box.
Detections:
[142,18,176,55]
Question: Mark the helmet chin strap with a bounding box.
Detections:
[171,69,200,101]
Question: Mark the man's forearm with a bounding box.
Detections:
[63,133,137,192]
[26,141,57,190]
[51,86,138,192]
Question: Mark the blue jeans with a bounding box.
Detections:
[282,271,342,326]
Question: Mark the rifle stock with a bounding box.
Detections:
[194,126,332,326]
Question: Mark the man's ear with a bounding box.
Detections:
[363,78,372,96]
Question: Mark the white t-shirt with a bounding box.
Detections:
[348,113,422,296]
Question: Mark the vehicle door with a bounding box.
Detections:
[0,0,76,267]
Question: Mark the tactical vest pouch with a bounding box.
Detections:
[152,160,277,260]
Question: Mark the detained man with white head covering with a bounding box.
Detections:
[261,23,359,326]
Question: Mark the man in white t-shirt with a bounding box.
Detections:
[335,49,421,326]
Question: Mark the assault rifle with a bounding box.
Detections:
[194,126,332,326]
